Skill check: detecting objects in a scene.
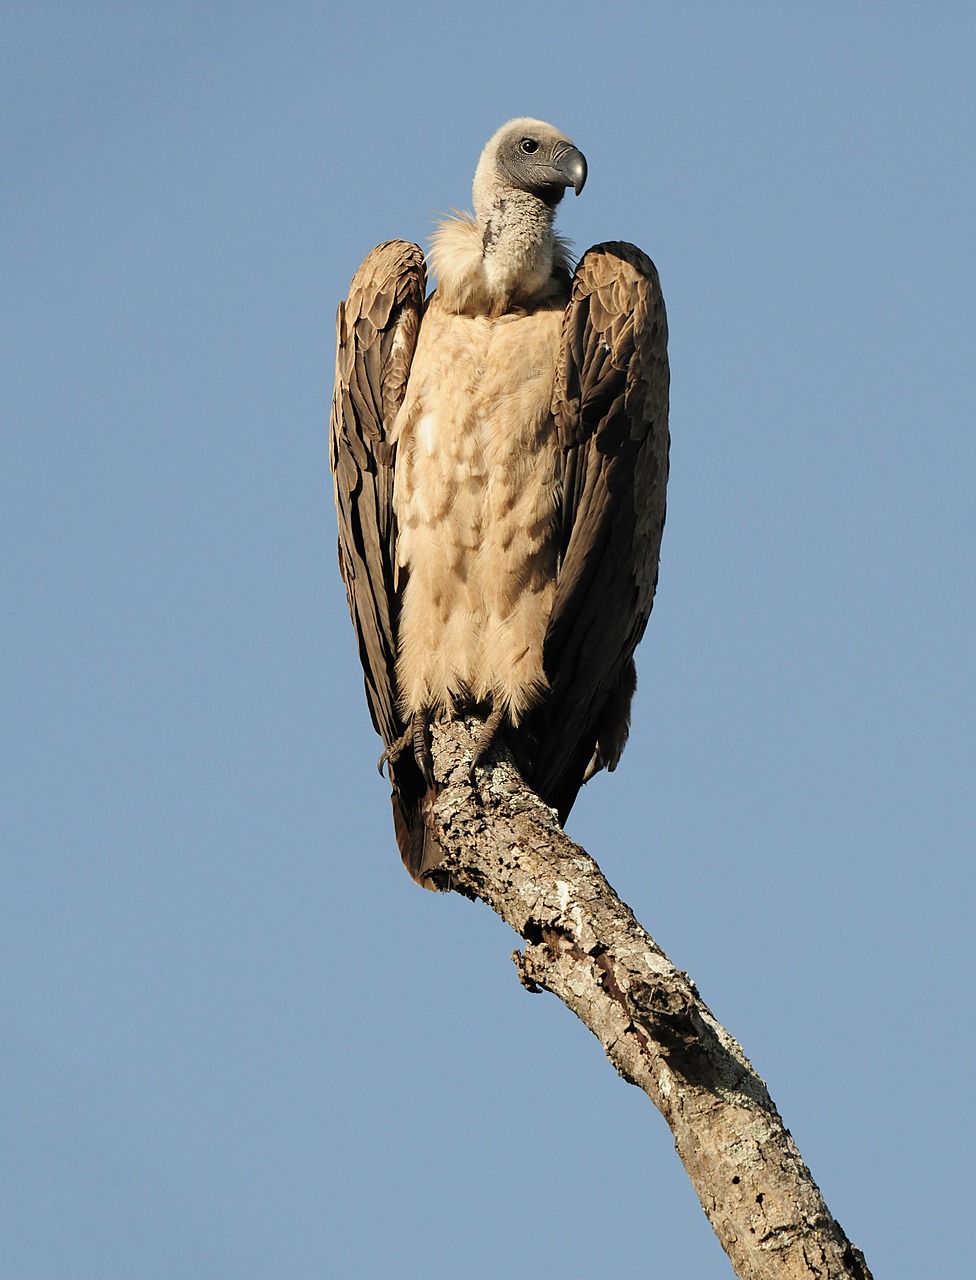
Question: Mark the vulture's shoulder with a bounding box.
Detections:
[555,241,667,436]
[333,240,427,447]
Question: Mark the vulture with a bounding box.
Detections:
[330,119,669,886]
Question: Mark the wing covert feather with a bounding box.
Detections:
[533,242,669,814]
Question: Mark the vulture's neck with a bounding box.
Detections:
[430,195,571,318]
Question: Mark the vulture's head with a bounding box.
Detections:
[473,118,587,218]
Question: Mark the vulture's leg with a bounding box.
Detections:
[376,709,434,786]
[469,699,505,780]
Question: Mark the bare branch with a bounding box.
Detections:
[427,719,873,1280]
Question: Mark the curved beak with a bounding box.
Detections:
[553,142,587,196]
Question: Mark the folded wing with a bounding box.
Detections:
[330,240,428,859]
[530,242,670,818]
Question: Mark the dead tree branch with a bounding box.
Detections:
[425,718,873,1280]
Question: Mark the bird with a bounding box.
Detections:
[330,119,669,886]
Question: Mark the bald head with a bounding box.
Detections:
[473,118,586,219]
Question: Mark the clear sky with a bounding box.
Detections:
[2,3,973,1276]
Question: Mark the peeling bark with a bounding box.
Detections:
[425,718,873,1280]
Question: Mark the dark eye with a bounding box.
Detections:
[519,138,539,154]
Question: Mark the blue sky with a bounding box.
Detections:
[2,3,973,1276]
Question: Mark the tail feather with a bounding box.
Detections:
[392,783,443,889]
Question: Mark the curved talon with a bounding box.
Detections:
[377,724,414,776]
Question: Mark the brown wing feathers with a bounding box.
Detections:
[530,243,669,818]
[330,240,429,864]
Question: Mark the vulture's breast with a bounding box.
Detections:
[391,303,564,721]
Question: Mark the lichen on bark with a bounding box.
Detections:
[423,718,872,1280]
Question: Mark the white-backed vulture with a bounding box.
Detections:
[330,119,669,885]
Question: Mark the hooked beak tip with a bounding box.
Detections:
[554,142,587,196]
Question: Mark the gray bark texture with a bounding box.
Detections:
[424,718,873,1280]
